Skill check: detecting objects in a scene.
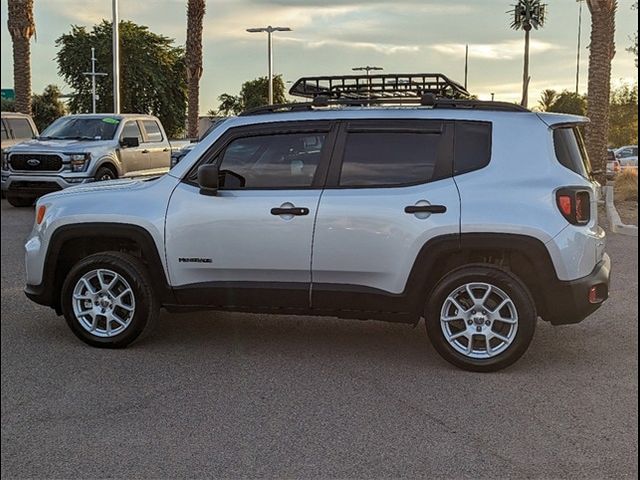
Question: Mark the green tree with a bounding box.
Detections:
[1,98,15,112]
[537,89,557,111]
[55,21,187,137]
[548,90,587,115]
[608,83,638,147]
[185,0,206,138]
[214,76,287,115]
[7,0,35,115]
[31,85,67,131]
[508,0,548,108]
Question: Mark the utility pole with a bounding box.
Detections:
[575,0,585,94]
[246,26,292,105]
[112,0,120,113]
[83,48,107,114]
[464,44,469,90]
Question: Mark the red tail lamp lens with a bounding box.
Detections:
[558,195,572,216]
[36,205,46,225]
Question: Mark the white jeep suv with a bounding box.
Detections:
[23,75,610,371]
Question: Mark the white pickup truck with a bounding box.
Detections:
[1,113,174,207]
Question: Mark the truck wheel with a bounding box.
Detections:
[95,166,116,181]
[425,264,536,372]
[61,252,159,348]
[6,194,34,207]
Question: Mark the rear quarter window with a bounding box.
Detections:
[453,121,492,175]
[553,127,592,178]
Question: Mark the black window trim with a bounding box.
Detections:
[183,120,338,191]
[324,119,455,189]
[452,120,493,176]
[140,119,164,143]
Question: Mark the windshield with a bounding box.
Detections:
[40,117,121,140]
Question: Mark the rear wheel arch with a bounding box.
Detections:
[406,233,557,319]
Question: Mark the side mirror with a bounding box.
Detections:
[198,164,219,196]
[121,136,139,148]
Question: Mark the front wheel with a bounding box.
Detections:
[61,252,159,348]
[94,166,117,181]
[425,265,536,372]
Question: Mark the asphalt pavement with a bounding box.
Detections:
[1,199,637,479]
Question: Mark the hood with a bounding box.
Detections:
[7,138,114,153]
[40,177,154,201]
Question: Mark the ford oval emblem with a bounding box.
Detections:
[27,158,41,167]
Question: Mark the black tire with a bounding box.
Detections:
[61,252,159,348]
[94,166,117,181]
[425,264,536,372]
[6,194,34,207]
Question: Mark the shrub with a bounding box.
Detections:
[615,169,639,201]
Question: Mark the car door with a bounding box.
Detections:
[140,119,170,171]
[118,120,147,175]
[310,119,461,311]
[165,121,336,309]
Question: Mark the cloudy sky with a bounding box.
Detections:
[1,0,637,110]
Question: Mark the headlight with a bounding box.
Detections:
[68,153,90,172]
[1,151,9,171]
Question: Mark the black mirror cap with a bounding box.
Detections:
[198,164,219,196]
[121,136,139,148]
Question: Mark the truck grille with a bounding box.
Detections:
[9,154,63,172]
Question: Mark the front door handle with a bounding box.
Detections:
[271,207,310,216]
[404,205,447,214]
[162,148,169,152]
[141,149,150,154]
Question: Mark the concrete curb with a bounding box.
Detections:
[604,185,638,237]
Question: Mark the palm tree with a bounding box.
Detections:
[186,0,206,139]
[509,0,547,108]
[537,89,557,111]
[7,0,36,115]
[585,0,617,182]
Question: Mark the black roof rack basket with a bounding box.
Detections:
[288,73,470,100]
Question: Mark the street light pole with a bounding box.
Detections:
[575,0,585,94]
[83,47,107,114]
[246,26,292,105]
[112,0,120,113]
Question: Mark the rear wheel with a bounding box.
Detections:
[425,264,536,372]
[61,252,159,348]
[6,194,34,207]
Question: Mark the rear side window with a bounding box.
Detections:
[454,121,492,175]
[142,120,163,142]
[7,118,34,140]
[339,132,445,187]
[553,127,592,178]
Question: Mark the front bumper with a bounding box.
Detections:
[544,253,611,325]
[2,174,92,197]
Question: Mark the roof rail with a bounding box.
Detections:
[239,95,529,116]
[288,73,471,100]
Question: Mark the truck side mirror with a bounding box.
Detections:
[198,164,219,196]
[121,136,139,148]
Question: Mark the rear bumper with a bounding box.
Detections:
[544,253,611,325]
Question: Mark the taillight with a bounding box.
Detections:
[556,188,591,225]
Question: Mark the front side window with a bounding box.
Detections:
[217,133,326,189]
[8,118,34,140]
[142,120,163,142]
[339,132,443,187]
[41,117,119,140]
[121,121,143,142]
[553,127,592,178]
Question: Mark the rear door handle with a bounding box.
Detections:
[162,148,169,152]
[404,205,447,214]
[141,149,150,154]
[271,207,310,216]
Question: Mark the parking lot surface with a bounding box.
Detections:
[1,199,637,479]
